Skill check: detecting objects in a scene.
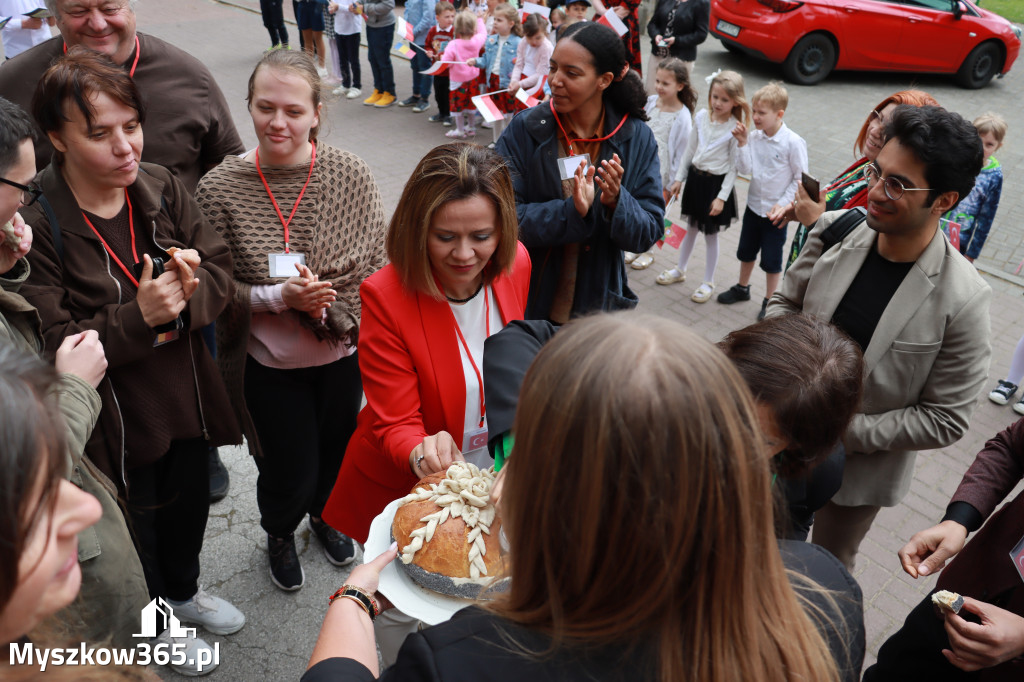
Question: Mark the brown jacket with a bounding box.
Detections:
[21,161,241,489]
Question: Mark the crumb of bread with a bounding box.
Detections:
[931,590,964,614]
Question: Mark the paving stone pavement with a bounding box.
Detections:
[130,1,1024,678]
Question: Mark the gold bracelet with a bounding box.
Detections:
[336,593,371,618]
[328,584,380,620]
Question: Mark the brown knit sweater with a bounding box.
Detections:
[196,144,387,458]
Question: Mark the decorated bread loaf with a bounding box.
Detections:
[392,462,505,599]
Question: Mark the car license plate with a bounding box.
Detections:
[717,19,740,37]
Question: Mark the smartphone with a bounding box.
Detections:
[132,256,164,281]
[801,172,820,200]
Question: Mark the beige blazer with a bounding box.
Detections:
[768,210,992,507]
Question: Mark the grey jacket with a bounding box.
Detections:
[768,210,992,507]
[361,0,395,28]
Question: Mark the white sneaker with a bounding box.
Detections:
[332,84,348,95]
[153,629,218,677]
[316,65,329,78]
[346,87,362,100]
[168,588,245,635]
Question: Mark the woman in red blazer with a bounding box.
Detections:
[322,143,531,543]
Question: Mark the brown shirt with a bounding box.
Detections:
[0,33,243,194]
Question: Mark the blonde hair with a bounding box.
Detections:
[752,81,788,112]
[454,9,477,37]
[386,143,519,299]
[708,69,751,127]
[550,6,566,23]
[493,3,523,36]
[246,49,323,141]
[973,111,1008,143]
[491,312,840,682]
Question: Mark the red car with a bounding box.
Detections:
[710,0,1021,88]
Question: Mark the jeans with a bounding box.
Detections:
[335,33,361,88]
[410,49,433,99]
[260,0,289,46]
[365,24,395,95]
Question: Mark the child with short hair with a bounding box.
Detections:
[658,69,751,304]
[426,1,457,125]
[442,10,488,138]
[357,0,398,107]
[943,112,1006,262]
[467,3,522,145]
[508,14,551,100]
[565,0,590,21]
[627,57,696,271]
[399,0,439,112]
[717,81,806,320]
[548,7,566,41]
[328,0,363,97]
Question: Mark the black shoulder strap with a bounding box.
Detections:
[37,195,64,264]
[820,206,867,253]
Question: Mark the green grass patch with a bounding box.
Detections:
[979,0,1024,23]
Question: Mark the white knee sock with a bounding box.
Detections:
[704,232,719,284]
[1006,333,1024,384]
[675,220,700,272]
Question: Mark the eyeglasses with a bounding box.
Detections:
[0,177,42,207]
[863,163,930,201]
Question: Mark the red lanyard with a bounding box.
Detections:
[81,190,140,287]
[452,288,491,428]
[255,142,317,254]
[64,36,140,77]
[550,100,629,157]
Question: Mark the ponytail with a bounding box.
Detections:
[560,22,648,122]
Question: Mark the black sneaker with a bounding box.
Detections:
[757,297,769,321]
[427,113,444,123]
[209,448,229,503]
[989,380,1019,405]
[717,283,751,304]
[268,533,304,591]
[309,516,355,567]
[397,95,420,107]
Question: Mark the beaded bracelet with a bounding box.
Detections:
[329,584,380,620]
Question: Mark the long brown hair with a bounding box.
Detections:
[491,312,839,682]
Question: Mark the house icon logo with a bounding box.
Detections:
[133,597,196,639]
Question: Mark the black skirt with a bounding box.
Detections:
[680,165,738,235]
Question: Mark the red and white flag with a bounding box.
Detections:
[514,76,546,107]
[420,61,455,76]
[396,17,415,43]
[472,94,505,123]
[596,11,628,36]
[519,2,550,21]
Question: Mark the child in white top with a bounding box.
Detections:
[717,81,807,319]
[328,0,364,97]
[508,14,552,97]
[657,69,750,304]
[627,57,696,271]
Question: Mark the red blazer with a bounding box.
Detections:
[323,243,531,542]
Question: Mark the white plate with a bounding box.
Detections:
[364,498,478,625]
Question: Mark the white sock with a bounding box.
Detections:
[675,220,699,272]
[703,232,719,284]
[1006,333,1024,384]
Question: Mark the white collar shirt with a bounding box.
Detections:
[745,122,808,218]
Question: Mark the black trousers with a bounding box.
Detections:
[126,437,210,602]
[244,353,362,538]
[261,0,289,46]
[434,75,450,117]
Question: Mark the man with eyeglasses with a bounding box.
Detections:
[0,0,241,505]
[0,96,151,651]
[767,105,991,573]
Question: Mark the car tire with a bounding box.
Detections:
[955,42,1002,89]
[722,40,742,55]
[782,33,836,86]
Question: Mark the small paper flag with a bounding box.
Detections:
[395,41,414,58]
[940,217,961,252]
[658,221,687,249]
[472,94,505,123]
[596,10,628,37]
[396,17,415,43]
[519,2,551,20]
[25,7,50,18]
[0,16,10,30]
[515,76,546,107]
[420,61,452,76]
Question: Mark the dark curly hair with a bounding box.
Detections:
[560,21,648,121]
[883,105,983,208]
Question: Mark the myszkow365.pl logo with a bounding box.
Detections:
[8,597,220,672]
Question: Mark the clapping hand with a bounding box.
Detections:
[282,263,337,319]
[596,153,624,209]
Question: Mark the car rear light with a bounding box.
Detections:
[756,0,804,12]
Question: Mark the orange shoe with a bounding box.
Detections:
[374,92,396,108]
[362,89,382,106]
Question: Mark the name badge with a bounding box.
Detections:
[1011,532,1024,585]
[269,252,307,278]
[463,425,489,453]
[558,153,591,181]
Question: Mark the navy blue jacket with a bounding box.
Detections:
[496,103,664,320]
